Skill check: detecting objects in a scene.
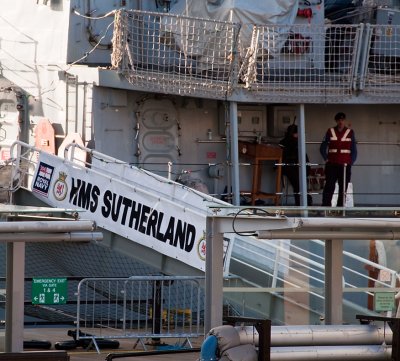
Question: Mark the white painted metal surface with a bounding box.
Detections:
[238,324,393,346]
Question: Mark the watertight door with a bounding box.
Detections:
[136,98,179,176]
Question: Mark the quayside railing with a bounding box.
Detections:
[75,276,204,353]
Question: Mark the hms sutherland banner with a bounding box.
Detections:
[32,153,207,271]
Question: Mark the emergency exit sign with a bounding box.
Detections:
[32,277,67,305]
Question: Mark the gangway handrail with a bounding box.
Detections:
[233,240,326,289]
[229,234,400,318]
[236,238,400,288]
[9,141,222,220]
[291,239,398,290]
[63,141,229,206]
[312,239,398,279]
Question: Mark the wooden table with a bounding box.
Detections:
[239,141,283,206]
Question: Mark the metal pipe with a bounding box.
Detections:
[0,220,95,233]
[257,230,400,240]
[297,217,400,229]
[230,101,240,206]
[353,23,364,91]
[5,242,24,352]
[167,161,172,180]
[205,216,224,332]
[0,232,103,242]
[225,216,400,236]
[307,141,400,146]
[270,345,391,361]
[325,239,343,324]
[82,81,87,142]
[75,76,79,133]
[298,104,307,207]
[65,76,69,135]
[105,348,200,360]
[237,324,393,347]
[358,23,370,91]
[343,164,347,211]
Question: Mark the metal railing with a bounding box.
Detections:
[111,9,400,103]
[225,236,400,323]
[361,24,400,97]
[112,9,240,98]
[240,24,362,102]
[75,276,205,353]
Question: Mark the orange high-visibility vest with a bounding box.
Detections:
[327,127,353,164]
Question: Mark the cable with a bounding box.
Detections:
[232,207,276,237]
[64,19,115,71]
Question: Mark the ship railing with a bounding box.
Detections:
[12,136,399,209]
[111,9,400,103]
[7,141,39,197]
[279,160,400,207]
[75,276,205,353]
[111,9,363,101]
[239,23,363,103]
[112,9,240,99]
[360,24,400,98]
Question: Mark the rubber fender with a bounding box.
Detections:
[200,335,218,361]
[23,339,52,349]
[67,329,120,349]
[80,338,120,350]
[67,329,92,340]
[54,340,78,350]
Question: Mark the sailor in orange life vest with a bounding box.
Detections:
[320,112,357,207]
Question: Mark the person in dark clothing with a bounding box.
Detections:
[279,124,313,206]
[320,112,357,207]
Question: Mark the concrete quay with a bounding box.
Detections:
[0,327,201,361]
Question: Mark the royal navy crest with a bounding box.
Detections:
[197,231,206,261]
[53,172,68,201]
